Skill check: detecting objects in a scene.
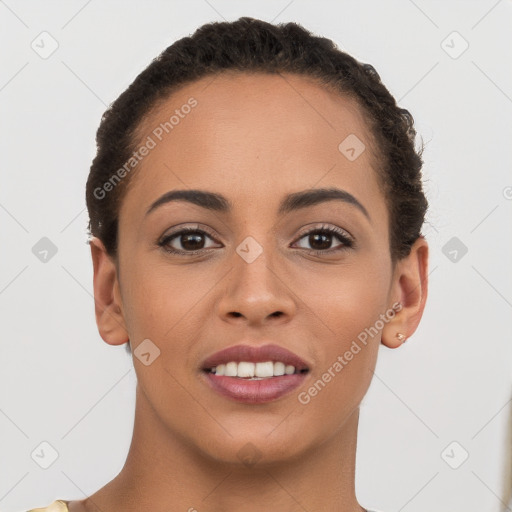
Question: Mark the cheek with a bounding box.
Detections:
[293,258,389,423]
[120,258,216,346]
[293,256,391,341]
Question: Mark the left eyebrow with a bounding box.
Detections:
[277,187,371,222]
[145,189,231,216]
[145,187,371,223]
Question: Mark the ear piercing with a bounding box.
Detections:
[396,333,407,343]
[393,303,406,343]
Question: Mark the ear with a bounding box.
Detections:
[382,236,429,348]
[89,236,129,347]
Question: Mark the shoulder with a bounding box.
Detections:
[26,500,69,512]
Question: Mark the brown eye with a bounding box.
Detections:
[292,225,354,255]
[158,227,222,255]
[305,232,334,250]
[177,232,206,251]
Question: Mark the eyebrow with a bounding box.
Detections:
[145,187,371,222]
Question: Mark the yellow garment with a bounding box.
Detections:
[26,500,69,512]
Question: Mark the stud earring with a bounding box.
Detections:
[396,333,407,343]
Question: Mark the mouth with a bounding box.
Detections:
[200,343,310,404]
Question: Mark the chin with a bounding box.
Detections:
[193,424,313,468]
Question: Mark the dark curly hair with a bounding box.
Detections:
[86,16,428,266]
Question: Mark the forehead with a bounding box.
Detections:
[122,71,387,223]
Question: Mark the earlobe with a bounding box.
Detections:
[382,236,429,349]
[89,236,129,346]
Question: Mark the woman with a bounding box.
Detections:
[28,16,428,512]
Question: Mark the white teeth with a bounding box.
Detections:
[285,365,295,375]
[273,361,285,376]
[237,362,255,378]
[255,361,274,378]
[210,361,303,378]
[225,361,238,377]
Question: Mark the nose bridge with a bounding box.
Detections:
[233,232,279,298]
[216,230,295,322]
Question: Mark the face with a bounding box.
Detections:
[110,72,402,464]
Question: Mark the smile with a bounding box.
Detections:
[199,343,311,404]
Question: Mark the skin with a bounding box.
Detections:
[75,71,428,512]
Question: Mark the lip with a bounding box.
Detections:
[199,343,310,404]
[202,372,308,404]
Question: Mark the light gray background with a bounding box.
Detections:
[1,1,511,511]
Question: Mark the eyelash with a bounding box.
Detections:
[157,224,354,257]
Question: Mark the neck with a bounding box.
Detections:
[85,385,366,512]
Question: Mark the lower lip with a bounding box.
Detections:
[201,371,308,404]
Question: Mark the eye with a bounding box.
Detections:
[291,224,354,255]
[157,223,354,257]
[158,225,222,255]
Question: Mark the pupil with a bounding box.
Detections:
[310,233,331,250]
[182,233,204,250]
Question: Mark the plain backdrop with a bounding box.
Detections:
[1,1,511,511]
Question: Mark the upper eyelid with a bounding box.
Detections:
[293,223,353,241]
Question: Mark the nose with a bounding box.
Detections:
[215,245,296,327]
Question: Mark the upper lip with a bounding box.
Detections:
[201,343,310,371]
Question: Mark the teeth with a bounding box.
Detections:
[255,361,273,377]
[285,365,295,375]
[225,362,238,377]
[273,361,285,376]
[210,361,304,378]
[238,362,255,378]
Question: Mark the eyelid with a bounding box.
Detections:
[293,222,354,242]
[161,223,218,239]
